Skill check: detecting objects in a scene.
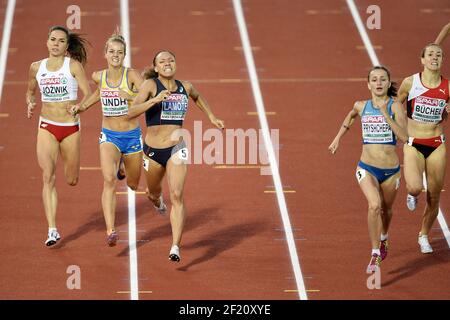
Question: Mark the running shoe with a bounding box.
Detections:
[418,234,433,254]
[379,239,388,261]
[117,158,126,180]
[107,231,119,247]
[366,253,381,273]
[169,245,180,262]
[154,195,167,215]
[406,194,417,211]
[45,230,61,246]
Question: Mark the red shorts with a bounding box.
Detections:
[39,117,80,142]
[407,135,445,159]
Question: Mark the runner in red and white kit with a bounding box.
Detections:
[398,43,450,254]
[26,26,91,246]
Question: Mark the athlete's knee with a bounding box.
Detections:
[42,171,56,186]
[170,189,184,205]
[426,192,441,207]
[368,200,382,215]
[103,174,117,188]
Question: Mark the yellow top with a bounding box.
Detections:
[100,67,136,117]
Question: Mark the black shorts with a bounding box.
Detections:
[143,140,187,168]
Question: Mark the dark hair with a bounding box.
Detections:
[48,25,89,65]
[105,27,126,55]
[142,50,176,79]
[421,43,444,58]
[367,65,397,97]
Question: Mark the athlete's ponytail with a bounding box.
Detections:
[143,50,176,80]
[367,65,398,98]
[48,25,89,65]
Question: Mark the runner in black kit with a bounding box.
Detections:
[129,50,224,262]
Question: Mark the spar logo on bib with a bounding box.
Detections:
[40,77,61,85]
[413,96,446,123]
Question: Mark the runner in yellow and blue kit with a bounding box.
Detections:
[70,30,144,246]
[329,66,408,273]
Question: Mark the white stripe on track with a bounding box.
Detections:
[0,0,16,105]
[347,0,450,249]
[232,0,308,300]
[346,0,380,66]
[423,174,450,248]
[120,0,139,300]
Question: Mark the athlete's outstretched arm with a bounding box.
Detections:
[183,81,225,129]
[328,101,361,154]
[435,22,450,45]
[127,79,170,119]
[26,62,39,119]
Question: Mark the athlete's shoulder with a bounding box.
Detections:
[179,80,193,94]
[29,60,41,72]
[141,78,157,91]
[179,79,192,88]
[92,70,103,83]
[353,100,366,110]
[126,68,143,82]
[69,57,83,67]
[69,58,85,76]
[401,75,414,86]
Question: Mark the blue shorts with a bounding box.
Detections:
[357,161,400,184]
[99,127,143,155]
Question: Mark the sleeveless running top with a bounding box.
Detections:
[36,57,78,102]
[145,78,189,127]
[361,98,397,145]
[100,67,136,117]
[407,73,449,124]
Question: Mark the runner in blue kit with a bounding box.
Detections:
[329,66,408,273]
[129,50,225,262]
[70,30,143,246]
[26,26,91,246]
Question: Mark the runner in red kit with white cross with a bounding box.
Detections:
[398,43,450,254]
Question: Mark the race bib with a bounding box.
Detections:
[160,93,188,121]
[101,89,128,117]
[41,76,71,102]
[356,169,366,183]
[412,96,446,123]
[361,115,394,144]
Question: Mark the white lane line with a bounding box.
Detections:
[120,0,139,301]
[423,173,450,248]
[346,0,380,66]
[0,0,16,105]
[232,0,308,300]
[347,0,450,249]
